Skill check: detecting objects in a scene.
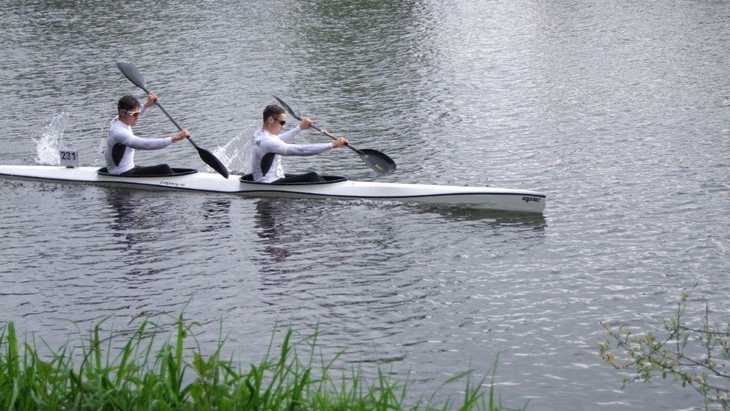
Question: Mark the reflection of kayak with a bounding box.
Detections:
[0,165,546,214]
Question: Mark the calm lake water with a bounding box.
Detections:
[1,1,729,409]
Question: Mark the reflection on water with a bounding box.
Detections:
[254,199,291,263]
[406,203,548,228]
[104,189,152,249]
[103,187,235,251]
[199,198,233,233]
[250,198,545,266]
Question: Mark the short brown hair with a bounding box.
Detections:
[118,95,140,112]
[263,104,285,123]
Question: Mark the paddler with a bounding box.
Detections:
[250,104,348,183]
[105,93,190,176]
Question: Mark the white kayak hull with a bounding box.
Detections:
[0,165,546,214]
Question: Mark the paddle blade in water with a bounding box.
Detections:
[197,147,229,178]
[116,62,148,92]
[359,149,396,175]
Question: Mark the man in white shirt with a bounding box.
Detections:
[105,94,190,176]
[250,104,348,183]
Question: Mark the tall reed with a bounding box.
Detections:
[0,315,521,410]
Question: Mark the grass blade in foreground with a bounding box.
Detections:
[0,315,523,410]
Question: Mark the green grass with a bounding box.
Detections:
[0,315,522,410]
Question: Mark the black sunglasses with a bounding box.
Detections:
[276,119,286,126]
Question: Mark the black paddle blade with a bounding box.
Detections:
[272,96,302,121]
[116,62,148,92]
[197,146,229,178]
[359,149,396,175]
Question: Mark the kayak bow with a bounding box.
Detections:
[0,165,546,214]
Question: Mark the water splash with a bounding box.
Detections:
[32,112,67,165]
[208,129,254,175]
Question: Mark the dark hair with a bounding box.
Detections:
[263,104,285,123]
[118,95,140,112]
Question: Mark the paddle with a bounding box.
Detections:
[273,96,396,175]
[116,62,229,179]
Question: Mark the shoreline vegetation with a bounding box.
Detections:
[0,315,521,410]
[600,293,730,410]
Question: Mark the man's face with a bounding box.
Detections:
[270,114,287,131]
[122,107,141,125]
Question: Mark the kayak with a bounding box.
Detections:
[0,165,546,214]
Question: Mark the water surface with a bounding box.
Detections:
[1,1,729,409]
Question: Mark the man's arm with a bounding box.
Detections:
[116,127,173,150]
[262,137,333,156]
[279,126,301,143]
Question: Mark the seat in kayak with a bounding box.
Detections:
[97,167,198,177]
[240,174,347,185]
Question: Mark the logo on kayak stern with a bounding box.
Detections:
[522,196,541,203]
[160,180,185,188]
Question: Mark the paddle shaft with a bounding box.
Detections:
[309,124,362,155]
[153,102,203,149]
[136,83,201,150]
[283,106,362,155]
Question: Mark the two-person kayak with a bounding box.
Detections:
[0,165,547,214]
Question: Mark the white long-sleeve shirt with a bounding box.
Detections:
[251,127,333,182]
[105,106,173,175]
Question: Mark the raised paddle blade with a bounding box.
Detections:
[116,62,148,92]
[272,96,303,121]
[197,145,229,179]
[358,149,396,175]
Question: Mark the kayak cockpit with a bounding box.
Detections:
[240,174,348,185]
[97,167,198,177]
